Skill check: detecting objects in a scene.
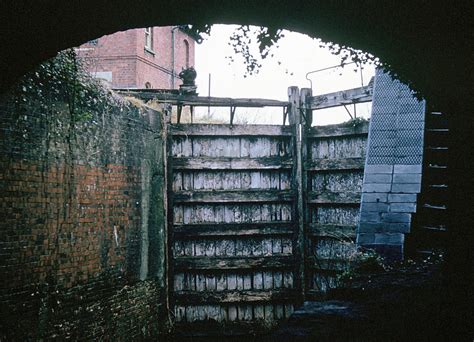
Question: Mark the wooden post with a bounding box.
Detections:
[177,104,182,123]
[299,88,312,298]
[163,104,173,322]
[301,88,313,128]
[230,106,236,125]
[283,106,289,125]
[288,87,299,125]
[288,86,305,300]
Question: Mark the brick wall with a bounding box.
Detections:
[0,90,167,339]
[78,26,195,89]
[357,69,425,260]
[77,29,138,87]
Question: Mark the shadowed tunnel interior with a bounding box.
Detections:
[0,1,472,339]
[1,1,471,105]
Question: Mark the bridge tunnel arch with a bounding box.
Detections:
[0,1,470,339]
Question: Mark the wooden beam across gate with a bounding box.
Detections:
[309,85,373,110]
[174,288,299,304]
[173,222,294,238]
[116,90,290,108]
[307,190,361,204]
[170,124,293,137]
[174,256,294,271]
[172,156,293,170]
[173,189,295,203]
[305,157,366,171]
[306,122,369,138]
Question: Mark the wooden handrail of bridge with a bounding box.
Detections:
[116,85,373,111]
[115,89,290,108]
[115,84,373,124]
[310,84,373,110]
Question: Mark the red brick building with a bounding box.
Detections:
[77,26,196,89]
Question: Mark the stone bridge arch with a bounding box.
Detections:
[0,1,471,338]
[0,1,470,108]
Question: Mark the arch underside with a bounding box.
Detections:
[0,0,471,337]
[0,1,470,110]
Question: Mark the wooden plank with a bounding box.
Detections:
[175,306,186,322]
[284,304,294,318]
[305,289,328,301]
[307,122,369,138]
[173,321,275,337]
[306,157,365,171]
[174,289,298,304]
[173,222,294,238]
[264,303,274,320]
[118,90,290,107]
[163,107,172,313]
[295,87,309,298]
[170,124,293,137]
[309,85,373,110]
[174,256,293,271]
[275,305,285,319]
[308,224,356,238]
[173,189,295,203]
[306,257,350,271]
[307,191,361,204]
[288,86,300,300]
[172,156,293,170]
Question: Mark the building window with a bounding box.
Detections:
[145,82,152,89]
[145,27,154,51]
[184,39,190,68]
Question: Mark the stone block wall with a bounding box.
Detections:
[357,69,425,260]
[0,91,167,339]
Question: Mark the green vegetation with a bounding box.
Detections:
[190,24,381,77]
[343,117,369,127]
[13,49,124,123]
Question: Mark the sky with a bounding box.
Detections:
[193,25,377,126]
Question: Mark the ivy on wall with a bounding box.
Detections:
[13,49,125,123]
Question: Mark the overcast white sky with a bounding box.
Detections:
[194,25,376,125]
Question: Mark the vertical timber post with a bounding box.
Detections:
[288,86,305,301]
[163,104,173,322]
[299,88,312,297]
[301,88,313,128]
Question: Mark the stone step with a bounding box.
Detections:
[422,167,448,185]
[425,116,448,129]
[424,129,449,145]
[426,128,449,133]
[410,229,448,251]
[409,109,449,253]
[421,224,448,232]
[422,203,447,210]
[423,146,448,164]
[415,207,449,226]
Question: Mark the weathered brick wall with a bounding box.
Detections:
[78,26,195,89]
[357,69,425,260]
[136,27,196,89]
[0,91,167,339]
[77,29,138,87]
